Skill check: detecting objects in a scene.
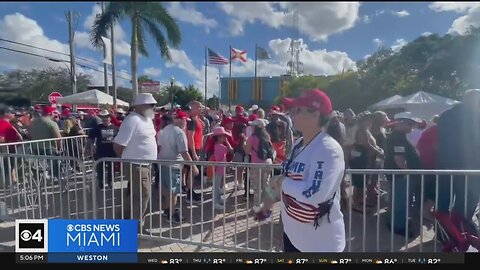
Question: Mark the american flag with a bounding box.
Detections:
[208,48,229,65]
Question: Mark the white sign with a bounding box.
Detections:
[139,81,161,93]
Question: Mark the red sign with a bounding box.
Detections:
[48,92,63,104]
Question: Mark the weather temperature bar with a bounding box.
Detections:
[137,253,464,264]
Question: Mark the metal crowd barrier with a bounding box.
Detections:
[0,153,88,220]
[91,158,281,252]
[344,169,480,252]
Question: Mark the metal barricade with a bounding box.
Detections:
[344,169,480,253]
[91,158,281,252]
[0,153,88,220]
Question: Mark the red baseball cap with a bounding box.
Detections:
[33,105,42,111]
[62,109,70,117]
[43,106,56,115]
[271,106,280,112]
[282,89,332,115]
[235,105,244,113]
[174,110,190,120]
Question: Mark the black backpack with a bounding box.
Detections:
[256,138,275,160]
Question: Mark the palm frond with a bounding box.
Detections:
[136,22,149,57]
[139,2,181,47]
[90,2,125,48]
[139,15,170,60]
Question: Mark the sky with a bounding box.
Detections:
[0,2,478,98]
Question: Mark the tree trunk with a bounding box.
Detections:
[131,14,139,97]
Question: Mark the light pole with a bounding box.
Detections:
[170,76,175,110]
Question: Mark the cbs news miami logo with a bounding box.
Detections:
[15,219,138,253]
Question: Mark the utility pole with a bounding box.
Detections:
[111,17,117,107]
[100,2,109,95]
[67,11,77,110]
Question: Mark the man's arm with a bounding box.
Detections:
[113,117,136,157]
[178,130,199,176]
[186,119,198,160]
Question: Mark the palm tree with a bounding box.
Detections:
[90,2,181,95]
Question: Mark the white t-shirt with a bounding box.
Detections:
[344,124,357,146]
[281,132,346,252]
[113,112,157,162]
[157,124,188,169]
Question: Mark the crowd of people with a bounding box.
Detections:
[1,88,480,253]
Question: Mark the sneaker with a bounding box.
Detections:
[254,210,272,222]
[186,192,202,203]
[172,209,185,223]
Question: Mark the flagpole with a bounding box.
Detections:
[218,68,221,110]
[228,45,232,112]
[204,46,208,106]
[254,43,257,103]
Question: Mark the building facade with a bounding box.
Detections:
[220,75,291,108]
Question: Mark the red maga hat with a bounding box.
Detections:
[174,109,190,120]
[282,89,332,115]
[43,106,56,115]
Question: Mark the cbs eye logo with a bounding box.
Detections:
[15,220,48,252]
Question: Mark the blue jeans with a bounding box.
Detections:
[213,174,224,205]
[386,175,415,230]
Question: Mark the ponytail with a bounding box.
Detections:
[319,114,344,146]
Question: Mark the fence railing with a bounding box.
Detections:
[1,149,479,252]
[0,153,88,220]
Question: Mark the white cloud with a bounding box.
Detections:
[74,31,91,48]
[448,6,480,35]
[0,13,131,88]
[391,38,407,52]
[118,59,127,66]
[143,67,162,77]
[217,2,360,41]
[362,15,371,24]
[80,4,131,56]
[364,54,371,60]
[421,31,433,37]
[393,10,410,17]
[0,13,71,70]
[430,2,480,36]
[429,2,480,13]
[167,2,217,33]
[373,38,384,47]
[375,10,385,16]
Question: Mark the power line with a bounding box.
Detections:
[0,37,100,66]
[0,46,131,81]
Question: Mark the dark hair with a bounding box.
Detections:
[319,114,344,147]
[161,115,173,128]
[253,125,271,144]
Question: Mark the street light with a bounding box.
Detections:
[170,76,175,110]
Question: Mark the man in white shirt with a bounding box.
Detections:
[113,93,157,226]
[157,110,198,223]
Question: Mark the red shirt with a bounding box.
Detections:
[416,125,438,169]
[187,115,204,150]
[0,118,20,143]
[110,114,122,127]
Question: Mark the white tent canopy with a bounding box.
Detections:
[376,91,460,120]
[56,89,129,107]
[368,95,403,110]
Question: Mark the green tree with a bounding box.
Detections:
[173,84,203,108]
[137,75,154,83]
[0,68,91,103]
[91,2,182,95]
[206,95,220,110]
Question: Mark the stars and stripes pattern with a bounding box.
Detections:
[286,172,304,181]
[207,48,229,65]
[282,192,319,224]
[231,48,247,62]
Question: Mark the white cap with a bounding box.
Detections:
[98,109,110,117]
[116,108,126,114]
[249,104,259,111]
[248,118,269,128]
[77,111,86,116]
[393,112,422,124]
[133,93,157,106]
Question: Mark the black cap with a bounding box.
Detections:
[0,105,14,116]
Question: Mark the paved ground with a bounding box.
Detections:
[0,167,474,253]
